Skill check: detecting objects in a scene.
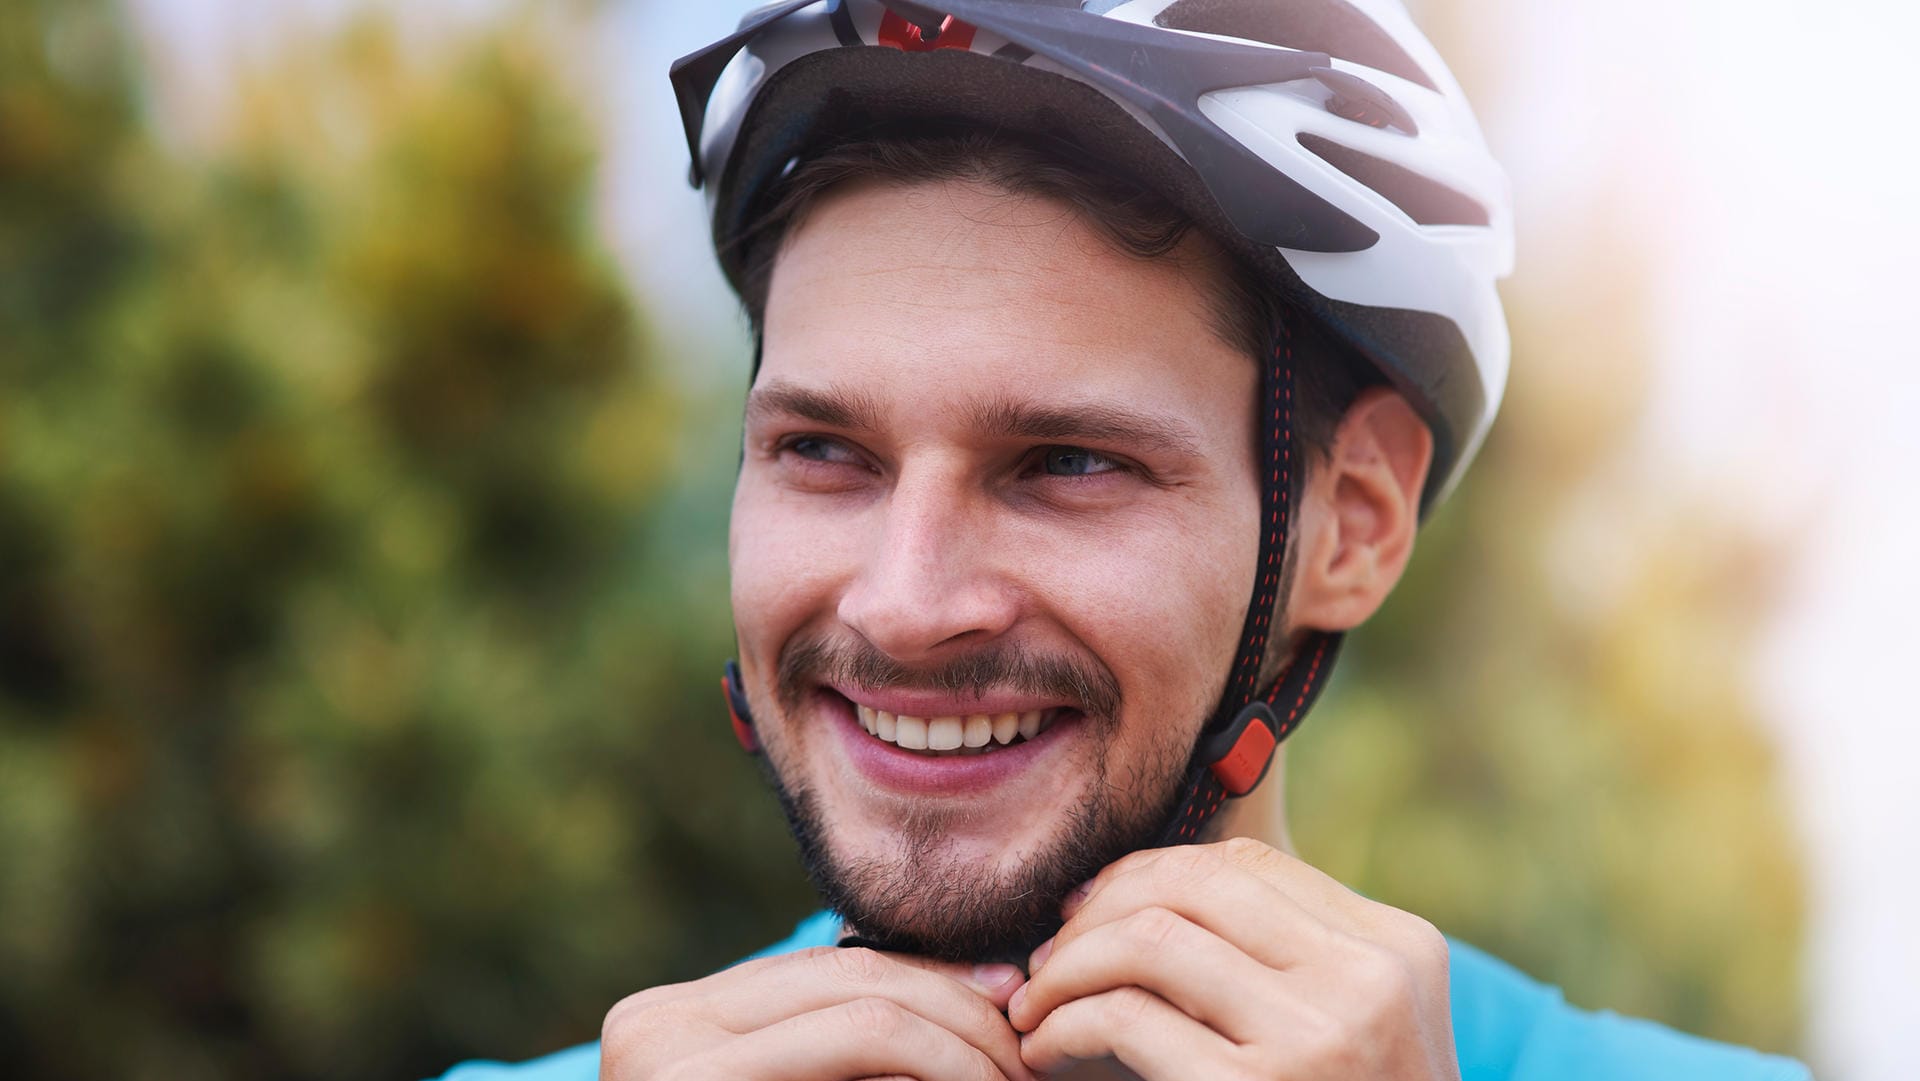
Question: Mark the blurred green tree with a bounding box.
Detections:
[0,4,808,1078]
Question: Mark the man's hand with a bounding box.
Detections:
[1008,838,1458,1080]
[599,944,1037,1081]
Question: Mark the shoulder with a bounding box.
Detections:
[428,912,844,1081]
[1447,938,1811,1081]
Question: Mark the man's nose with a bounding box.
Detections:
[836,470,1019,663]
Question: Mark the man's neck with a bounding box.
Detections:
[1210,746,1295,853]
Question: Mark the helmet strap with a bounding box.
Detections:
[1155,312,1344,846]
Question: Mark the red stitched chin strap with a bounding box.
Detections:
[1155,313,1346,847]
[1160,630,1343,844]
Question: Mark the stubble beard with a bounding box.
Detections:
[758,633,1197,965]
[764,751,1190,965]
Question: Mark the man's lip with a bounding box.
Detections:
[824,683,1075,719]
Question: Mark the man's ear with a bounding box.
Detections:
[1287,388,1433,631]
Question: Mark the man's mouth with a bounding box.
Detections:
[854,704,1065,757]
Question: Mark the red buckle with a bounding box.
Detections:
[1202,702,1279,796]
[723,661,759,754]
[878,11,977,53]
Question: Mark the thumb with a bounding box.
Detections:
[878,951,1027,1010]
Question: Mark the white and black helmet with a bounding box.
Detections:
[672,0,1514,506]
[679,0,1515,844]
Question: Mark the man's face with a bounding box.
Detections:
[729,177,1260,961]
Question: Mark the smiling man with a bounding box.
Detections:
[441,2,1807,1079]
[734,171,1279,969]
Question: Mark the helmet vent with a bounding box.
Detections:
[1297,133,1488,227]
[1154,0,1439,92]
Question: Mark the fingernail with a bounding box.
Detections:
[970,963,1019,992]
[1008,982,1028,1015]
[1027,937,1055,973]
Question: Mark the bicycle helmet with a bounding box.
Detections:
[677,0,1514,842]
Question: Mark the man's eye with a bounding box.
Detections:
[1040,446,1121,477]
[784,436,858,463]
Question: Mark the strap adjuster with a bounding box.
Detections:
[1198,701,1279,796]
[722,659,760,754]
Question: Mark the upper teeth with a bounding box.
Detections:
[855,705,1054,755]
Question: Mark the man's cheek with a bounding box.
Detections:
[730,529,824,632]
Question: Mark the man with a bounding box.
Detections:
[444,2,1808,1078]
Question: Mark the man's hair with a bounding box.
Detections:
[733,126,1383,460]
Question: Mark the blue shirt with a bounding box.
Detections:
[438,910,1809,1080]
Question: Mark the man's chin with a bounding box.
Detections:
[835,817,1059,876]
[754,684,1200,959]
[772,773,1178,965]
[811,841,1089,965]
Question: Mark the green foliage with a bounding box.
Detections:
[0,6,808,1079]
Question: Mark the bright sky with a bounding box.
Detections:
[129,2,1920,1077]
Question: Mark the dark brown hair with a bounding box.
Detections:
[732,127,1379,460]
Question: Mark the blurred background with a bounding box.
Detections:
[1,0,1914,1078]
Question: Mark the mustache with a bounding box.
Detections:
[775,632,1123,720]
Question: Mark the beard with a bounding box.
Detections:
[757,631,1199,966]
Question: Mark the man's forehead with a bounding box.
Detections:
[765,178,1235,357]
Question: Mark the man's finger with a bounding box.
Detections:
[720,946,1025,1009]
[1050,851,1339,973]
[1019,986,1235,1080]
[693,947,1030,1079]
[696,997,1030,1081]
[1075,839,1387,934]
[1009,907,1275,1041]
[881,950,1028,1011]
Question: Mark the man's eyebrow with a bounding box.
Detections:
[968,396,1203,457]
[746,381,883,431]
[746,382,1204,457]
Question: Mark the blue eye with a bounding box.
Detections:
[787,436,856,463]
[1041,446,1118,476]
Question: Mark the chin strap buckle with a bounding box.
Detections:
[722,660,760,754]
[1198,701,1279,797]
